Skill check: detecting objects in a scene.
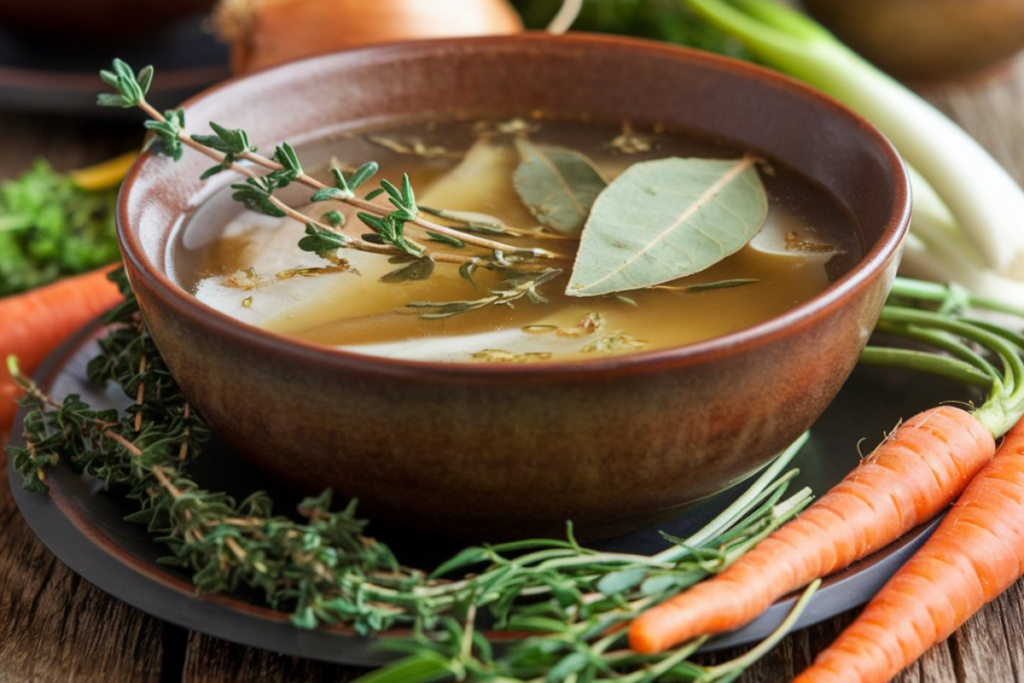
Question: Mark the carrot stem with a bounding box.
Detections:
[859,347,995,389]
[873,320,1001,379]
[878,306,1024,437]
[890,277,1024,318]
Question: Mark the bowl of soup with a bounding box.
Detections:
[118,34,910,540]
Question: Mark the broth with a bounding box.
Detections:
[175,118,862,362]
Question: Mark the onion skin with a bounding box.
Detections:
[218,0,524,74]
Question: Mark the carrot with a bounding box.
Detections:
[791,417,1024,683]
[628,405,996,654]
[0,265,122,442]
[628,281,1024,655]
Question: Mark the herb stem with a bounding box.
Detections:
[653,432,808,563]
[697,579,821,682]
[346,195,565,260]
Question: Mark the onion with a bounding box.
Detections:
[216,0,524,74]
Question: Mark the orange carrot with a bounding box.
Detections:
[628,405,996,654]
[0,265,121,442]
[791,417,1024,683]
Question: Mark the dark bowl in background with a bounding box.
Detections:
[801,0,1024,81]
[117,34,910,540]
[0,0,217,43]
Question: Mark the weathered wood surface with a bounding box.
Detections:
[3,57,1024,683]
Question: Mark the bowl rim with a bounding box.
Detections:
[118,32,911,382]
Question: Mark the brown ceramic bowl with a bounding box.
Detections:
[118,34,910,540]
[801,0,1024,81]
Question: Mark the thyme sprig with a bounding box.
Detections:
[406,268,564,319]
[9,270,815,682]
[98,60,565,270]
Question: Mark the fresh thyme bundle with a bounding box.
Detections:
[9,270,816,682]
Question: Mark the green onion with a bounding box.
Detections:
[684,0,1024,285]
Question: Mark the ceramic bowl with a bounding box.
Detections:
[0,0,217,42]
[801,0,1024,81]
[118,34,910,540]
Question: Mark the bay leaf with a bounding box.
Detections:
[566,156,767,297]
[512,139,607,236]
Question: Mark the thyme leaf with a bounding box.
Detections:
[406,268,563,319]
[381,258,435,283]
[230,175,288,218]
[298,222,352,259]
[143,109,186,161]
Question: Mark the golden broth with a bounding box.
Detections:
[176,119,861,362]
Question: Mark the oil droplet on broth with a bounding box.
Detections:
[182,120,860,363]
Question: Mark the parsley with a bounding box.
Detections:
[0,160,120,297]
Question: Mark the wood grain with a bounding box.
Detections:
[0,452,166,683]
[3,55,1024,683]
[181,632,362,683]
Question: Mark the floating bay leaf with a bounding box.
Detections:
[566,156,767,297]
[512,139,607,236]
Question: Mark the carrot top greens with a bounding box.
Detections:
[861,278,1024,438]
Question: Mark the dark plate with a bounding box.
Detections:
[8,319,974,666]
[0,15,229,115]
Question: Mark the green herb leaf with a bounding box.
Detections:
[322,210,345,227]
[143,109,186,161]
[351,654,453,683]
[349,161,379,190]
[406,268,562,319]
[298,223,351,258]
[97,59,152,108]
[546,652,591,683]
[357,212,424,258]
[380,258,435,283]
[430,546,490,578]
[425,231,465,248]
[137,65,154,96]
[97,93,128,108]
[311,188,347,203]
[379,174,418,222]
[458,261,479,287]
[512,139,606,236]
[640,574,683,596]
[595,567,648,596]
[231,175,286,217]
[419,207,512,236]
[567,156,767,297]
[190,122,259,178]
[192,122,254,156]
[274,142,302,174]
[684,278,761,293]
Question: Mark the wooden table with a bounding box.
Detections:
[3,57,1024,683]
